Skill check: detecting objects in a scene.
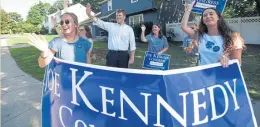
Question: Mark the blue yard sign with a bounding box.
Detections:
[142,51,171,70]
[41,58,258,127]
[191,0,227,14]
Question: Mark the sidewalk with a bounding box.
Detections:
[1,44,260,127]
[1,46,42,127]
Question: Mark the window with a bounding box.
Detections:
[131,0,138,3]
[129,14,144,26]
[108,0,112,11]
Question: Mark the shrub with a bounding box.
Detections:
[131,22,153,42]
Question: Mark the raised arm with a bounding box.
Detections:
[140,25,147,42]
[85,3,112,31]
[28,34,54,68]
[181,1,196,39]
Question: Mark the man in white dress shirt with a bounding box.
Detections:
[86,3,136,68]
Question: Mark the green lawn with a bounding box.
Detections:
[7,34,58,46]
[9,36,260,99]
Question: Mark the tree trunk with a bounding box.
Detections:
[255,0,260,15]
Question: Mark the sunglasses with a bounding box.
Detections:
[79,29,85,32]
[60,20,70,25]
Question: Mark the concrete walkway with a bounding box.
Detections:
[1,45,42,127]
[0,42,259,126]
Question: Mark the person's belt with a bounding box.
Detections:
[109,50,128,53]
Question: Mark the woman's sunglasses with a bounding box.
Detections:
[60,20,70,25]
[79,29,85,32]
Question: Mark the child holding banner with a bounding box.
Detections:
[183,25,199,55]
[140,24,169,55]
[78,25,95,64]
[181,1,245,67]
[28,13,92,67]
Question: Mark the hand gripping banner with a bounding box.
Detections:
[42,58,258,127]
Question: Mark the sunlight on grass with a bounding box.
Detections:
[7,35,58,46]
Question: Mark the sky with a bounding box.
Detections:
[1,0,63,20]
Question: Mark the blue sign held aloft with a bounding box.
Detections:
[191,0,227,14]
[142,51,171,70]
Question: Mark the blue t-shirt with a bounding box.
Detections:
[198,34,224,65]
[49,37,92,63]
[146,35,169,53]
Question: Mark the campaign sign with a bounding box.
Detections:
[42,58,258,127]
[191,0,227,14]
[142,51,171,70]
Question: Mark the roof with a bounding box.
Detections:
[46,3,96,24]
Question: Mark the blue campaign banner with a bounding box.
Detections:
[191,0,227,14]
[142,51,171,70]
[42,58,258,127]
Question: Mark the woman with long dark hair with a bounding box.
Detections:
[181,1,245,67]
[140,24,169,55]
[78,25,94,64]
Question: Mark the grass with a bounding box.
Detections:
[7,34,58,46]
[8,36,260,99]
[10,47,44,80]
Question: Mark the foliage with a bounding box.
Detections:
[27,2,51,26]
[8,12,23,23]
[21,22,41,33]
[49,0,64,14]
[166,27,176,42]
[223,0,259,18]
[131,22,153,42]
[51,27,58,35]
[0,10,12,34]
[40,26,49,35]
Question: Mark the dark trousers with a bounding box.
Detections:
[106,50,129,68]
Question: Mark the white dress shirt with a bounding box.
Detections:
[93,18,136,51]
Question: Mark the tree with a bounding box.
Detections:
[8,12,23,23]
[0,10,12,34]
[49,0,64,14]
[156,0,190,35]
[223,0,259,18]
[27,2,51,25]
[26,2,51,33]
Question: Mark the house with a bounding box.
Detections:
[44,3,94,34]
[83,0,159,40]
[83,0,187,40]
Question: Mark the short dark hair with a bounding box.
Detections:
[116,9,126,16]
